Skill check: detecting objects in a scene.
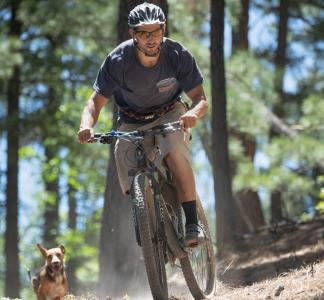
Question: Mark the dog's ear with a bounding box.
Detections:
[37,244,47,258]
[59,245,65,254]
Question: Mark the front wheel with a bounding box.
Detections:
[180,197,216,299]
[131,172,168,300]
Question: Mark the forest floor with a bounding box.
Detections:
[64,216,324,300]
[7,216,322,300]
[167,215,324,300]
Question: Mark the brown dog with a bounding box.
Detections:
[30,244,68,300]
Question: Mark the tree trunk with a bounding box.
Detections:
[98,128,146,297]
[66,82,78,293]
[211,0,236,257]
[238,0,249,49]
[232,131,265,233]
[271,0,289,223]
[5,1,22,297]
[232,0,249,51]
[231,0,265,234]
[43,144,60,246]
[42,35,62,247]
[66,183,78,293]
[271,190,283,223]
[98,0,169,297]
[42,83,60,247]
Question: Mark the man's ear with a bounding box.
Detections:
[129,29,135,39]
[162,24,167,34]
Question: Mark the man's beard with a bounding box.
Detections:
[134,39,163,57]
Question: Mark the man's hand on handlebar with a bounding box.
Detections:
[78,127,95,144]
[179,110,198,130]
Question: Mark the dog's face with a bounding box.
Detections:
[37,244,65,272]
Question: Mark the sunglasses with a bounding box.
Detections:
[135,27,163,39]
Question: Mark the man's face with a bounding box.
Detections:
[132,24,164,56]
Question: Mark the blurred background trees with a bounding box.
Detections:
[0,0,323,298]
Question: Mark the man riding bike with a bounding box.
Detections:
[78,2,208,247]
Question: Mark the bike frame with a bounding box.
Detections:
[129,129,186,259]
[93,122,216,300]
[94,122,187,259]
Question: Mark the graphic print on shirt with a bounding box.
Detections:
[156,78,177,93]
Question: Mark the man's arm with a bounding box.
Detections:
[78,91,109,144]
[180,85,208,129]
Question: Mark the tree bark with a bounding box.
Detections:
[42,86,60,247]
[232,0,249,51]
[238,0,249,49]
[98,126,146,297]
[41,33,63,247]
[211,0,236,257]
[271,190,283,223]
[98,0,169,297]
[66,183,78,293]
[231,0,265,234]
[271,0,289,223]
[66,82,78,293]
[5,0,22,297]
[274,0,289,107]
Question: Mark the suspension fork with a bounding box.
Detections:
[148,171,167,243]
[129,145,147,246]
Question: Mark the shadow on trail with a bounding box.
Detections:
[218,248,324,286]
[217,217,324,286]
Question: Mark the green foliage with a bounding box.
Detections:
[42,156,60,183]
[0,1,118,295]
[0,38,22,79]
[226,0,241,28]
[315,176,324,214]
[168,0,210,78]
[266,135,324,168]
[62,229,99,272]
[300,94,324,139]
[168,0,209,41]
[315,200,324,214]
[227,51,276,136]
[19,146,38,160]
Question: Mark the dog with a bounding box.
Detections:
[29,244,68,300]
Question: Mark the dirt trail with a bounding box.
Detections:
[64,258,324,300]
[65,218,324,300]
[168,217,324,300]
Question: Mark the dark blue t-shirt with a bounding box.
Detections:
[93,38,203,113]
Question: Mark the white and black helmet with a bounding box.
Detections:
[128,2,166,28]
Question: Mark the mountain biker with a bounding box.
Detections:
[78,2,208,247]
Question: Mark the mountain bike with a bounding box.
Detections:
[93,121,216,300]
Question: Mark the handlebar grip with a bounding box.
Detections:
[99,133,114,144]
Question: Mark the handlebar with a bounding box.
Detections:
[91,121,182,144]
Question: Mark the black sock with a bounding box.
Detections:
[182,200,198,226]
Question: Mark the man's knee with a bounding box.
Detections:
[164,152,193,175]
[164,151,183,168]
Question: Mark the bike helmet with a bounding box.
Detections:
[128,2,166,28]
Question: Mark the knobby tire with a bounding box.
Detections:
[160,180,216,299]
[132,172,168,300]
[180,197,216,299]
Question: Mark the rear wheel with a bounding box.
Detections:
[131,172,168,300]
[160,180,216,299]
[180,197,216,299]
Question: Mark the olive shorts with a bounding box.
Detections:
[114,101,191,195]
